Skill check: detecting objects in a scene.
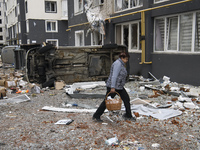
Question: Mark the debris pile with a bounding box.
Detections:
[0,65,200,149]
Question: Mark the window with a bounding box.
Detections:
[62,0,68,17]
[154,0,169,3]
[116,21,141,52]
[17,4,20,15]
[166,17,178,50]
[74,0,83,14]
[0,36,3,40]
[195,12,200,52]
[18,22,21,33]
[15,7,17,17]
[46,39,58,47]
[26,20,29,33]
[25,1,28,13]
[0,28,2,32]
[27,39,30,44]
[155,19,164,51]
[115,0,143,12]
[91,31,104,45]
[179,13,193,51]
[75,30,84,46]
[45,1,57,13]
[154,11,200,53]
[0,19,2,24]
[46,21,57,32]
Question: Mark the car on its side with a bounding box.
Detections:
[26,44,129,87]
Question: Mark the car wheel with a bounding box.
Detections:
[42,78,55,88]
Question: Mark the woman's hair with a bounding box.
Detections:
[119,52,130,58]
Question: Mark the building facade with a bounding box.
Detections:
[0,0,7,46]
[4,0,200,85]
[5,0,69,46]
[67,0,200,86]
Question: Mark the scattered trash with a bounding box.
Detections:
[0,94,30,105]
[65,81,106,95]
[55,119,74,125]
[125,105,182,120]
[105,135,119,146]
[151,143,160,148]
[42,106,105,113]
[106,116,114,122]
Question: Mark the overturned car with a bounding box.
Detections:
[26,44,128,87]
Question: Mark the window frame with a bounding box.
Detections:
[18,22,21,33]
[154,0,169,4]
[75,30,84,46]
[91,31,104,45]
[25,1,28,13]
[46,39,59,47]
[62,0,68,17]
[115,21,141,52]
[26,20,29,33]
[45,20,58,32]
[115,0,143,12]
[154,11,200,53]
[74,0,83,15]
[45,1,57,13]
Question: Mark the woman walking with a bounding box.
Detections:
[92,52,136,122]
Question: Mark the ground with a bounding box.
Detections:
[0,68,200,150]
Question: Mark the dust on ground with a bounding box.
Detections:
[0,67,200,150]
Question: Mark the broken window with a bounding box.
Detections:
[154,11,200,53]
[166,17,178,50]
[46,39,58,47]
[75,30,84,46]
[123,24,129,47]
[195,12,200,52]
[74,0,83,14]
[91,31,104,45]
[46,21,57,32]
[131,23,140,49]
[45,1,57,13]
[116,21,141,51]
[115,0,143,12]
[116,25,122,45]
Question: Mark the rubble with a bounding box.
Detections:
[0,65,200,149]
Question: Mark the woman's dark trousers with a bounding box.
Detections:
[93,87,133,119]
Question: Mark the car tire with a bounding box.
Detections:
[42,78,55,88]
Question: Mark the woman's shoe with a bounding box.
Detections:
[122,114,136,122]
[92,116,103,122]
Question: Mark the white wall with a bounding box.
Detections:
[25,0,63,20]
[0,0,7,44]
[5,0,18,28]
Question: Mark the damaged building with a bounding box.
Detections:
[3,0,200,86]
